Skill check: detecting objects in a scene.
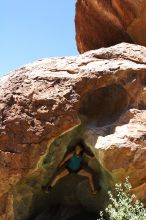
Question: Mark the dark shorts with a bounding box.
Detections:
[66,166,81,174]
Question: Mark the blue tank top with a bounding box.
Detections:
[67,154,82,171]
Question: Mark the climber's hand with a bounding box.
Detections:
[58,162,63,168]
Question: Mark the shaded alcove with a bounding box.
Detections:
[26,122,103,220]
[79,84,130,127]
[33,174,101,220]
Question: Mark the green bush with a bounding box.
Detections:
[98,178,146,220]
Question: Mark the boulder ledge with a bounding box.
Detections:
[0,43,146,219]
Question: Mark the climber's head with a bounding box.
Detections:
[75,144,83,155]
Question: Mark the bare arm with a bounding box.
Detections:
[59,152,74,167]
[85,154,95,159]
[84,150,95,159]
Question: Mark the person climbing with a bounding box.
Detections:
[42,143,97,195]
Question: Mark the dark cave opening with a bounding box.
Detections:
[79,84,129,126]
[29,174,101,220]
[33,205,98,220]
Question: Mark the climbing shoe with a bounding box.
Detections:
[42,185,52,193]
[91,190,97,195]
[47,185,52,192]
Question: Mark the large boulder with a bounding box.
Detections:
[0,43,146,219]
[75,0,146,53]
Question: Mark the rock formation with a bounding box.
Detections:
[75,0,146,53]
[0,43,146,219]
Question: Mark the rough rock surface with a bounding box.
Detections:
[0,43,146,219]
[75,0,146,53]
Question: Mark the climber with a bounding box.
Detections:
[42,143,97,195]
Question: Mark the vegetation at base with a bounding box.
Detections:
[98,177,146,220]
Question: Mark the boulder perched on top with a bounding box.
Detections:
[0,43,146,219]
[75,0,146,53]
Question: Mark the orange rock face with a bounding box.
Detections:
[0,43,146,219]
[75,0,146,53]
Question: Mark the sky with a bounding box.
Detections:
[0,0,77,77]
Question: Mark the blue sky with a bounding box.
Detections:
[0,0,77,77]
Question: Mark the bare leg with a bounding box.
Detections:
[50,169,69,187]
[78,169,97,194]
